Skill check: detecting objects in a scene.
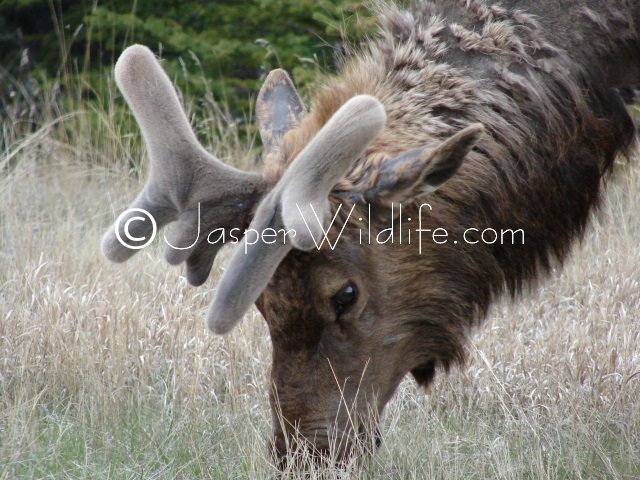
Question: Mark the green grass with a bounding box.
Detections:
[0,50,639,479]
[3,395,270,478]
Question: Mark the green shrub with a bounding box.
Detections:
[0,0,375,119]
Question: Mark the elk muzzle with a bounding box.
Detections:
[270,416,382,471]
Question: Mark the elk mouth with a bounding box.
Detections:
[270,424,382,472]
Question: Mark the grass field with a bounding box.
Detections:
[0,66,639,479]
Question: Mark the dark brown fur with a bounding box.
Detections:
[256,0,638,464]
[101,0,639,468]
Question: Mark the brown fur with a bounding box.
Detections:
[102,0,640,468]
[255,0,638,465]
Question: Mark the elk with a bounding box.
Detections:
[101,0,639,468]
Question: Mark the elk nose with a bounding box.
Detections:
[358,424,383,451]
[270,426,382,471]
[270,429,338,471]
[270,433,288,471]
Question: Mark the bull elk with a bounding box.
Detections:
[100,0,639,469]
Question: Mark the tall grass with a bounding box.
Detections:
[1,41,639,479]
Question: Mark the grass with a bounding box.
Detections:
[1,54,639,479]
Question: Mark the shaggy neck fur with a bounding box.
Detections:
[263,0,637,382]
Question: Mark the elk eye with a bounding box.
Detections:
[333,282,357,315]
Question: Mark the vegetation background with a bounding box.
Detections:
[1,0,639,478]
[0,0,374,123]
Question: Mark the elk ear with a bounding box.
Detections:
[364,124,484,204]
[256,69,306,153]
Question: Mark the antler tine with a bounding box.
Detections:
[206,190,289,334]
[206,95,386,334]
[279,95,386,250]
[102,45,264,286]
[114,45,201,177]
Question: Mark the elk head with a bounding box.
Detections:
[102,45,484,467]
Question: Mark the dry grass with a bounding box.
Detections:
[0,68,639,479]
